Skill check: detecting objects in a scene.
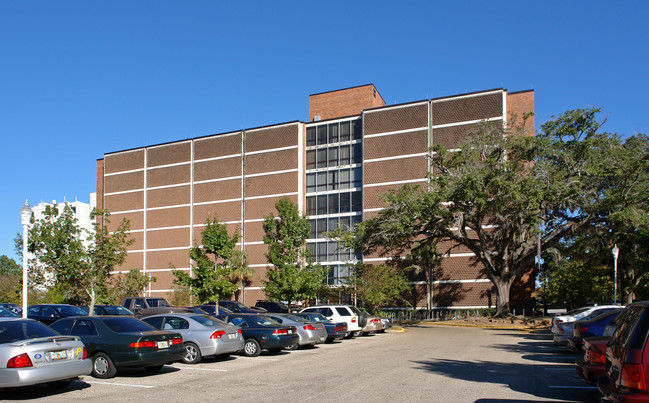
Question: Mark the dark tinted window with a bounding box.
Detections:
[306,127,316,147]
[0,320,59,343]
[104,317,155,333]
[49,319,74,336]
[56,305,88,317]
[335,307,351,316]
[612,306,649,350]
[142,317,163,329]
[71,319,98,336]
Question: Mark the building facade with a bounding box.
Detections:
[96,84,535,309]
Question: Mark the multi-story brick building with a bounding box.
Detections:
[96,84,535,309]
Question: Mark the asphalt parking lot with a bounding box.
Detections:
[1,324,599,402]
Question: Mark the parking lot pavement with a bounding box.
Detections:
[0,325,600,402]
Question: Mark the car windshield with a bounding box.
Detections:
[252,315,281,326]
[229,302,249,309]
[147,299,171,307]
[197,305,216,315]
[191,315,228,327]
[583,308,621,321]
[307,313,328,322]
[101,306,134,315]
[0,320,59,343]
[56,305,89,316]
[566,307,591,316]
[284,314,307,322]
[0,307,19,318]
[104,317,156,333]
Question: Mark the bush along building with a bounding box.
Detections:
[96,84,535,310]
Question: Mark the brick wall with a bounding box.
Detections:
[309,84,385,122]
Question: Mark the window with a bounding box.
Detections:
[328,241,338,261]
[317,242,327,262]
[306,127,316,147]
[352,168,362,188]
[316,218,327,238]
[352,192,362,212]
[340,216,351,229]
[328,147,339,167]
[317,126,327,145]
[306,173,316,193]
[317,195,327,215]
[317,172,327,192]
[353,144,362,164]
[335,307,351,316]
[309,220,316,238]
[71,319,98,336]
[339,169,350,189]
[328,123,339,143]
[306,150,316,169]
[327,170,338,191]
[317,149,327,168]
[340,145,351,165]
[307,243,316,259]
[328,217,339,232]
[353,120,362,140]
[306,197,316,216]
[328,193,339,214]
[340,193,351,213]
[340,122,351,142]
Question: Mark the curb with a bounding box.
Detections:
[394,320,550,333]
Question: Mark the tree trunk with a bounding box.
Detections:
[493,276,514,317]
[88,284,96,317]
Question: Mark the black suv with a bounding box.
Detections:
[255,300,289,313]
[218,300,266,313]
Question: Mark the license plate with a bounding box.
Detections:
[288,330,293,334]
[227,333,236,339]
[157,341,169,349]
[51,350,67,360]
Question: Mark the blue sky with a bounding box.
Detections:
[1,1,648,260]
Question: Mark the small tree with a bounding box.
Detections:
[346,263,410,313]
[0,255,21,303]
[263,198,326,303]
[110,268,155,304]
[173,217,239,303]
[226,250,255,303]
[27,205,133,315]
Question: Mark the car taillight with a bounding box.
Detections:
[303,324,317,331]
[82,347,88,359]
[237,329,242,334]
[352,317,357,323]
[170,337,183,345]
[129,340,157,348]
[7,353,33,368]
[586,350,605,364]
[210,330,226,339]
[621,363,647,390]
[370,318,380,323]
[273,328,288,335]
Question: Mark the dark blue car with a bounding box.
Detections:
[568,308,624,352]
[216,313,298,357]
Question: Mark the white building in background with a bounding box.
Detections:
[31,194,96,235]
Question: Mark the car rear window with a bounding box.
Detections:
[101,306,133,315]
[57,305,89,317]
[0,320,59,343]
[104,317,156,333]
[335,307,351,316]
[191,315,227,327]
[611,306,649,350]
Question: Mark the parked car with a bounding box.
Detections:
[141,314,244,364]
[27,304,88,325]
[0,318,92,389]
[263,313,328,349]
[552,305,620,345]
[598,301,649,401]
[0,303,21,315]
[192,304,233,316]
[568,308,624,352]
[216,313,299,357]
[292,312,348,342]
[576,336,609,385]
[300,305,366,337]
[255,300,289,313]
[49,315,185,378]
[80,305,135,316]
[122,297,193,317]
[361,311,383,335]
[380,317,393,332]
[218,301,266,313]
[0,307,20,318]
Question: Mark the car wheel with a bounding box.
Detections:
[243,338,261,357]
[267,348,282,354]
[47,378,75,389]
[92,352,117,379]
[284,343,298,351]
[145,364,164,372]
[183,342,202,364]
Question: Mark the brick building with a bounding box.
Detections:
[96,84,535,309]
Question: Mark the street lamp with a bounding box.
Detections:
[612,244,620,305]
[20,200,32,318]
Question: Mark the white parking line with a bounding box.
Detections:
[238,357,279,361]
[78,380,154,389]
[175,367,228,372]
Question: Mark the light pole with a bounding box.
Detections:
[20,200,32,318]
[612,244,619,305]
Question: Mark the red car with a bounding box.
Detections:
[576,336,609,384]
[598,302,649,402]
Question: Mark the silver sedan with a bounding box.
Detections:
[0,318,92,388]
[142,314,244,364]
[263,313,327,349]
